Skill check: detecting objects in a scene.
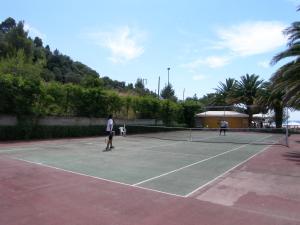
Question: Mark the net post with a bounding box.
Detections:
[285,107,289,147]
[189,128,192,141]
[285,125,289,147]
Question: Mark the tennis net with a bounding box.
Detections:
[124,125,289,146]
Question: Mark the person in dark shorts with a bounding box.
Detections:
[104,115,114,151]
[219,120,228,136]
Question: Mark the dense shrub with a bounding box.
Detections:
[0,125,106,140]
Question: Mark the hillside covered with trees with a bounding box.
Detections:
[1,15,299,129]
[0,17,202,126]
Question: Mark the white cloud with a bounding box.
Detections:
[258,60,271,68]
[203,56,230,68]
[192,74,206,80]
[87,26,146,63]
[182,56,230,70]
[24,23,46,39]
[215,21,287,56]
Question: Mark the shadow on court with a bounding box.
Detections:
[283,151,300,164]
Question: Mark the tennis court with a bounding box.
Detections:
[0,130,281,196]
[1,129,300,225]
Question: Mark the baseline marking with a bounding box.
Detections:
[12,157,184,198]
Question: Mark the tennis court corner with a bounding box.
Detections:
[188,134,300,224]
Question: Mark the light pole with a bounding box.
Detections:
[158,76,160,99]
[167,67,170,85]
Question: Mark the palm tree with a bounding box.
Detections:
[270,61,300,108]
[214,78,236,105]
[229,74,264,127]
[256,82,284,128]
[271,19,300,109]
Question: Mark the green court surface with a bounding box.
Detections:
[0,134,273,196]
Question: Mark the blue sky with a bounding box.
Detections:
[1,0,300,119]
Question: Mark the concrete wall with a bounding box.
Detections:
[38,117,107,126]
[0,115,17,126]
[0,115,162,126]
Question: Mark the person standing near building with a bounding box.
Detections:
[104,115,114,151]
[219,120,228,136]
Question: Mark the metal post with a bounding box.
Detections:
[158,76,160,98]
[286,108,289,147]
[167,67,170,85]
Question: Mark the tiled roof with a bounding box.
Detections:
[195,111,249,118]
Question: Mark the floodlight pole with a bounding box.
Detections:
[167,67,170,85]
[158,76,160,98]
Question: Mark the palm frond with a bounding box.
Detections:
[272,62,300,82]
[284,22,300,46]
[271,45,300,65]
[271,65,300,108]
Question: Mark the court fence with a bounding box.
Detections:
[124,125,291,146]
[0,115,163,140]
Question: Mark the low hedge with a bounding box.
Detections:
[0,125,106,140]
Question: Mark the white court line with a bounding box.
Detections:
[0,147,41,153]
[133,135,273,186]
[184,144,271,197]
[135,142,182,150]
[8,134,273,198]
[12,157,184,198]
[133,144,248,186]
[121,141,211,157]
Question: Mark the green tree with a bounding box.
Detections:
[256,82,284,128]
[80,75,103,88]
[0,50,44,79]
[160,100,182,125]
[105,91,123,115]
[124,96,133,119]
[229,74,264,126]
[33,37,43,47]
[42,81,68,115]
[134,78,147,95]
[0,73,41,116]
[271,18,300,108]
[0,74,16,114]
[0,17,17,58]
[133,96,161,119]
[73,87,107,117]
[5,21,33,58]
[160,84,177,101]
[181,100,203,127]
[214,78,236,105]
[134,78,145,89]
[198,93,219,106]
[0,17,16,33]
